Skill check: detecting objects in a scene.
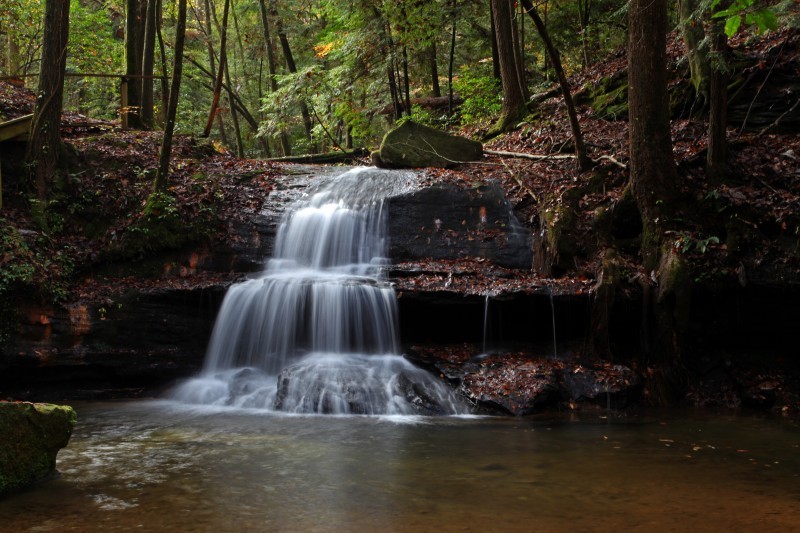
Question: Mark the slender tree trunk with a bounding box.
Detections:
[448,0,457,114]
[272,1,313,147]
[156,0,169,121]
[140,0,157,128]
[402,44,411,117]
[258,0,290,155]
[125,0,146,129]
[26,0,70,201]
[225,59,245,157]
[154,0,187,192]
[489,0,527,134]
[520,0,591,170]
[6,17,21,76]
[430,43,441,97]
[678,0,710,105]
[707,21,728,183]
[203,0,230,138]
[489,0,500,80]
[511,2,527,101]
[577,0,591,69]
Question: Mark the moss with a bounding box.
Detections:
[111,191,216,261]
[0,402,76,497]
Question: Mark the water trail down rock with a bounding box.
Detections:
[172,167,467,415]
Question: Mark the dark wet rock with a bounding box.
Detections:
[459,355,561,415]
[387,183,532,269]
[0,402,76,497]
[563,364,641,408]
[374,120,483,169]
[0,286,225,400]
[274,356,461,415]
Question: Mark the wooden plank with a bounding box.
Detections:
[0,113,34,142]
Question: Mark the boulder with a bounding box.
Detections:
[374,120,483,169]
[0,402,76,497]
[459,355,561,415]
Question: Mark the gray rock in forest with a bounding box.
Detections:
[374,120,483,169]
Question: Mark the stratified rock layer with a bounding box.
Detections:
[0,402,76,497]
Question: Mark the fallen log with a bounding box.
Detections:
[265,148,369,164]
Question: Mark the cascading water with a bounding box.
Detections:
[172,167,466,415]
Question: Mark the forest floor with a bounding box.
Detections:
[1,30,798,412]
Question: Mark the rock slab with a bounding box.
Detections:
[373,120,483,169]
[0,402,76,497]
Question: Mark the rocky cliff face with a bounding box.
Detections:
[0,402,76,497]
[0,170,537,403]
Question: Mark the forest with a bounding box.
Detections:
[1,0,800,413]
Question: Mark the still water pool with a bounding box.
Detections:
[1,401,799,532]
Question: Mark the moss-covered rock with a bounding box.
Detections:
[375,120,483,169]
[0,401,76,497]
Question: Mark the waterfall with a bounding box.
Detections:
[172,167,466,415]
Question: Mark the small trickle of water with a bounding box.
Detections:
[172,167,466,415]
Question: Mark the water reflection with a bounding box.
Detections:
[1,402,799,531]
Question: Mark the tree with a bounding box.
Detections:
[154,0,187,192]
[678,0,711,106]
[488,0,527,135]
[203,0,231,138]
[140,0,158,128]
[520,0,592,171]
[628,0,688,403]
[25,0,70,201]
[125,0,147,129]
[627,0,678,269]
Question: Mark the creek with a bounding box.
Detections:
[1,401,798,531]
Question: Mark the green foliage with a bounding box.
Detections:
[0,218,74,306]
[117,191,215,260]
[712,0,778,37]
[671,231,720,255]
[452,66,502,127]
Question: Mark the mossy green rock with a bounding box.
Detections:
[375,120,483,169]
[0,402,76,497]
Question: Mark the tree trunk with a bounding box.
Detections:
[488,0,527,135]
[156,0,169,121]
[629,0,687,404]
[429,43,441,97]
[258,0,291,155]
[402,44,412,117]
[272,1,314,147]
[140,0,157,128]
[707,21,728,183]
[511,1,528,101]
[488,0,501,80]
[520,0,591,170]
[627,0,679,269]
[225,59,245,157]
[678,0,710,105]
[154,0,187,193]
[577,0,591,69]
[125,0,147,129]
[203,0,230,138]
[448,0,457,114]
[6,18,21,76]
[25,0,70,201]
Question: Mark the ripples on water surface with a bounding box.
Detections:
[1,401,799,532]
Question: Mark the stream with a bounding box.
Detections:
[1,401,799,531]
